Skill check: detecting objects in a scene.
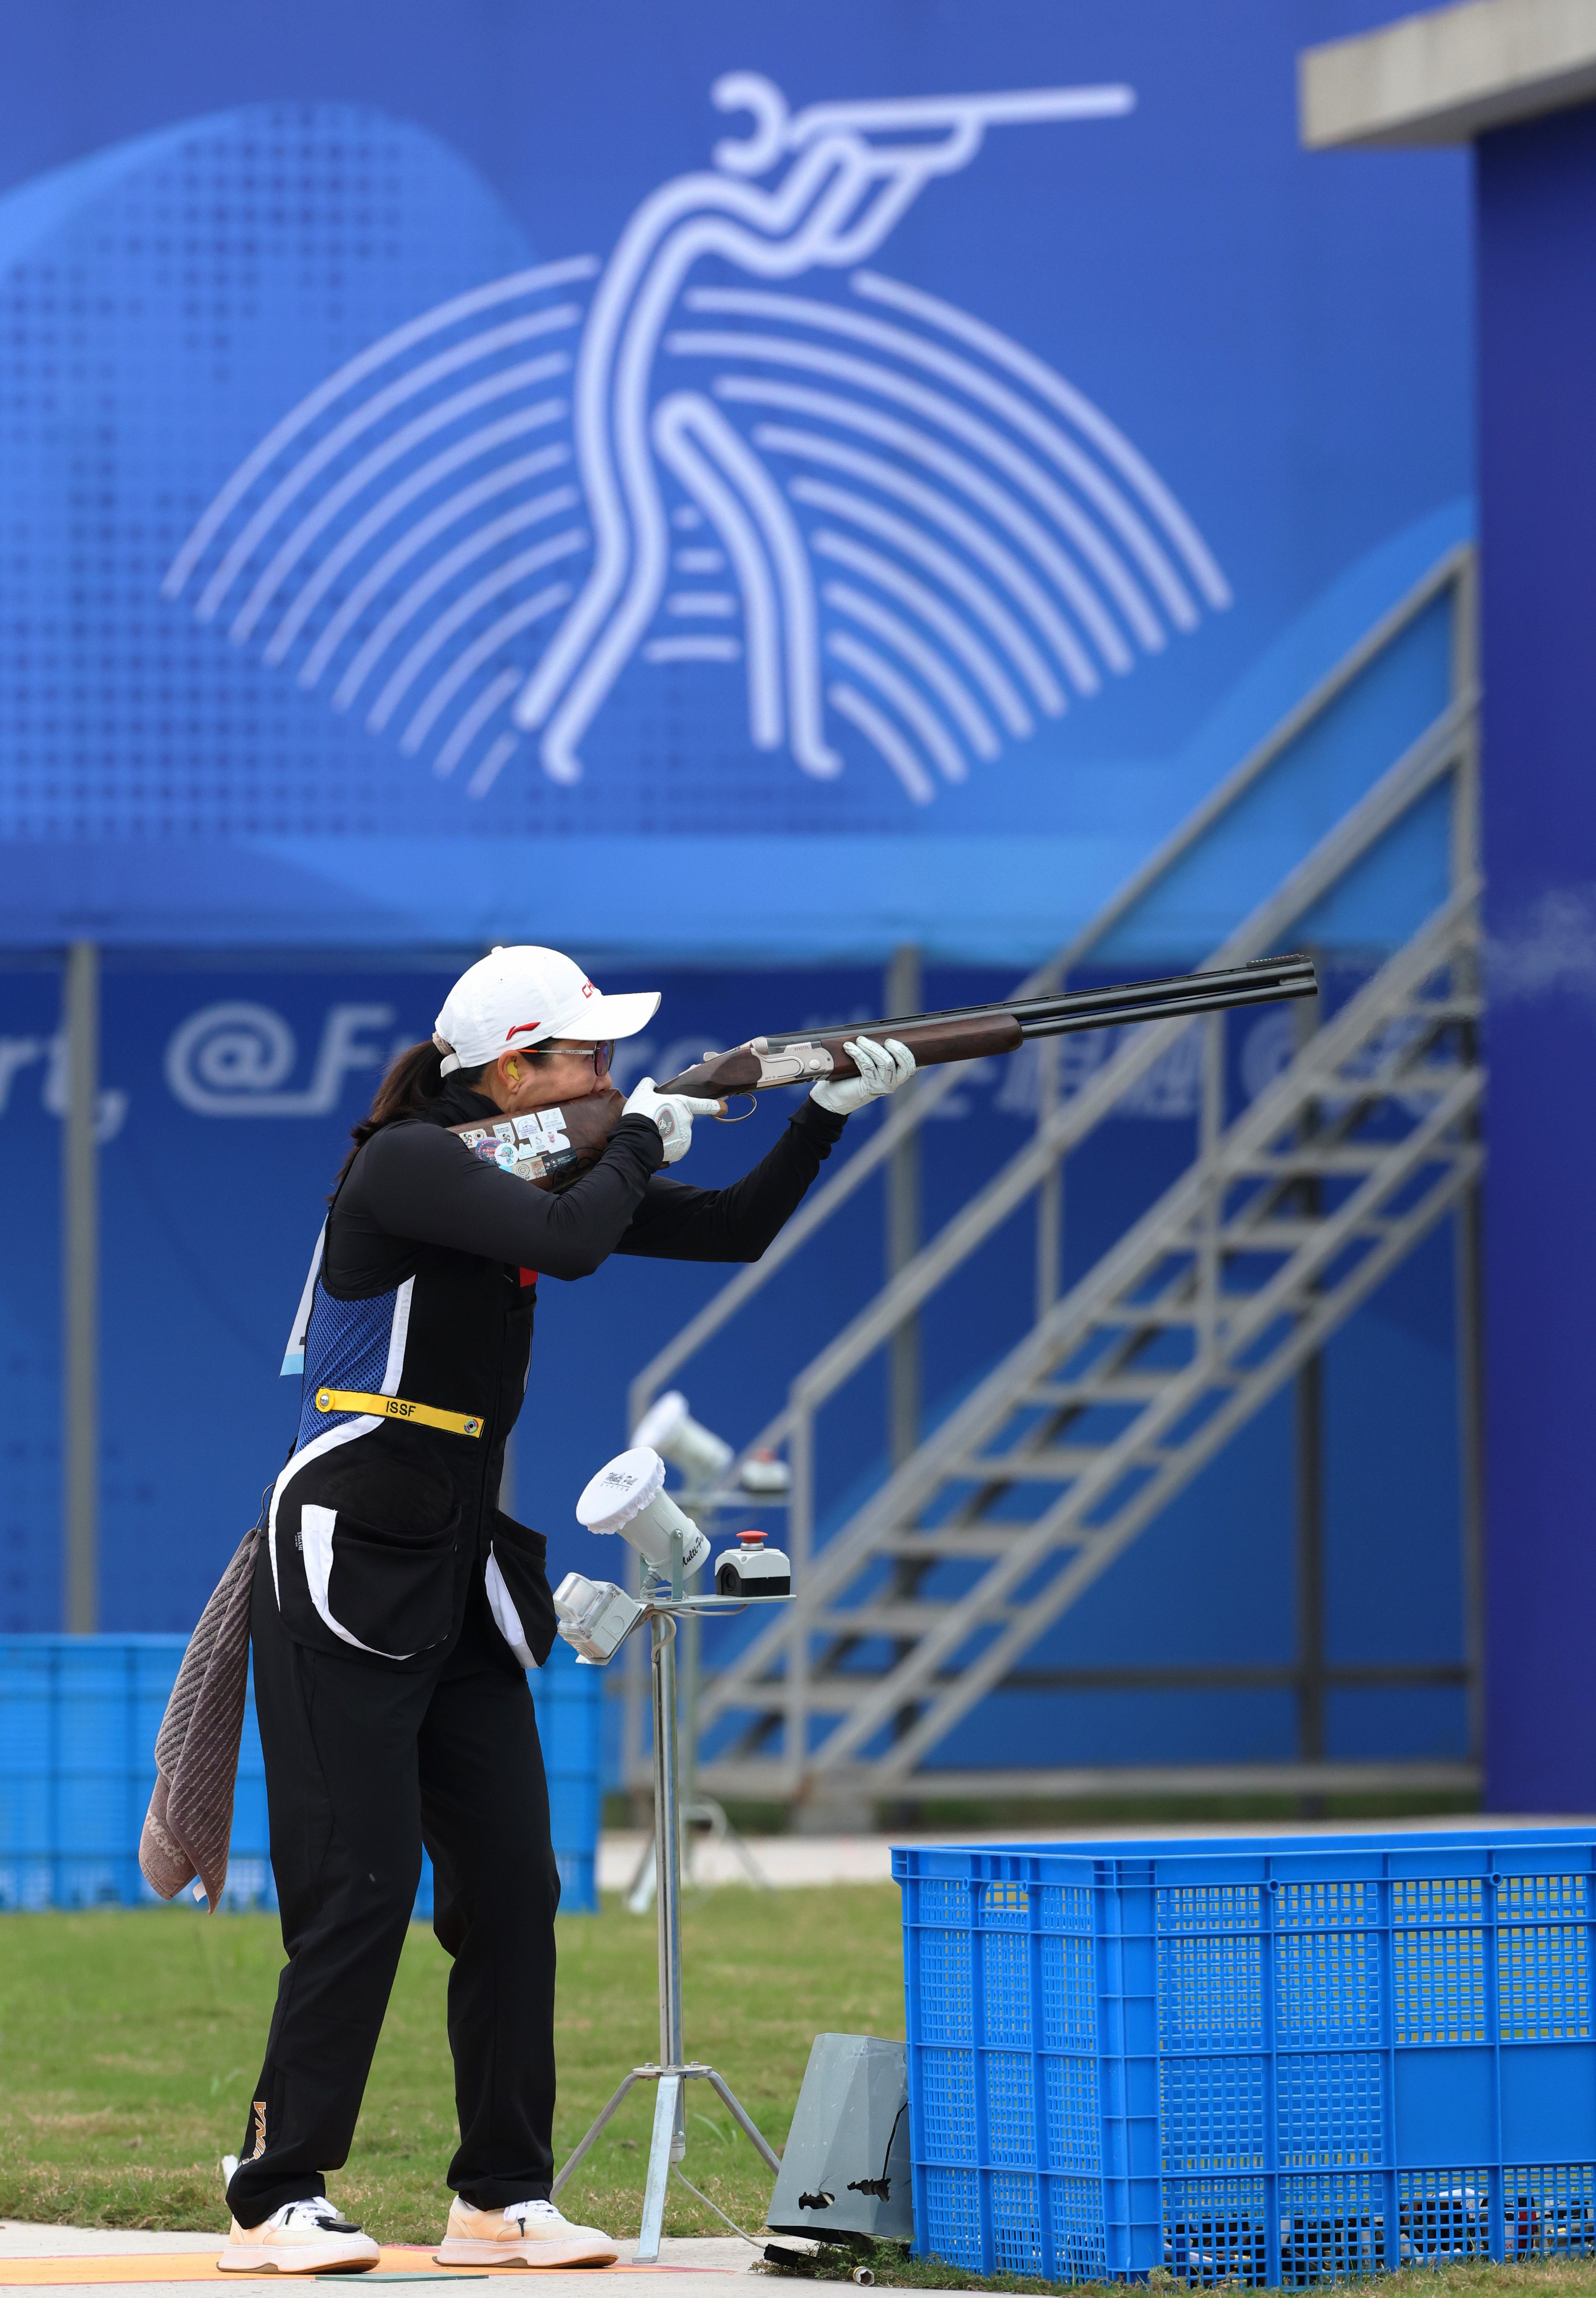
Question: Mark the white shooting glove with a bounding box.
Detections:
[810,1036,917,1116]
[622,1076,721,1165]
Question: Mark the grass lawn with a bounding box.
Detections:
[0,1884,904,2245]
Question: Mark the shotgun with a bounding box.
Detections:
[448,952,1317,1189]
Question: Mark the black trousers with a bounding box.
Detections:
[227,1552,561,2227]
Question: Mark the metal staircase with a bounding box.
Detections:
[627,546,1483,1812]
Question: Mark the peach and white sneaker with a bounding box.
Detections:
[219,2197,380,2273]
[435,2196,619,2268]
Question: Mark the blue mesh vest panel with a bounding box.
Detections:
[294,1283,405,1449]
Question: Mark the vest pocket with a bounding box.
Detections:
[484,1510,557,1669]
[301,1501,457,1659]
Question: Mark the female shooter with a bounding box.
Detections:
[220,943,912,2274]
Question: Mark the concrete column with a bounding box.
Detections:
[1476,103,1596,1806]
[1298,0,1596,1809]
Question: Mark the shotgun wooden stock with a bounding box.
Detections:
[448,1088,624,1192]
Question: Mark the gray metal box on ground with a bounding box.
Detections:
[768,2033,913,2244]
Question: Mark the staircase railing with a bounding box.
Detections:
[628,544,1473,1431]
[622,544,1479,1805]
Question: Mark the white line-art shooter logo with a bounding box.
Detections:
[165,76,1230,805]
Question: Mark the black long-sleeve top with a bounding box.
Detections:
[325,1077,849,1291]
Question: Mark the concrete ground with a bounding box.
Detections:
[0,2222,815,2298]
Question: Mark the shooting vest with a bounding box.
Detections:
[268,1134,553,1673]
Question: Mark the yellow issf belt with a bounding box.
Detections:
[314,1387,484,1438]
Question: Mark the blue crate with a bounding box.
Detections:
[1,1634,600,1915]
[895,1829,1596,2286]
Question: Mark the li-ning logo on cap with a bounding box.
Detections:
[504,1020,542,1043]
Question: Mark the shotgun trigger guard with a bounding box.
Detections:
[714,1095,758,1122]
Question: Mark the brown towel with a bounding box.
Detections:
[139,1526,261,1912]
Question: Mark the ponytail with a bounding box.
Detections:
[332,1039,482,1192]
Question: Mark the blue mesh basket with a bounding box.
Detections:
[0,1632,601,1914]
[895,1828,1596,2284]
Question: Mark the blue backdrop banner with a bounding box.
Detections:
[0,0,1468,959]
[0,957,1469,1772]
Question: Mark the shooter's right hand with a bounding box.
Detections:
[622,1076,721,1165]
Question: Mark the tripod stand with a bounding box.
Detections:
[622,1574,772,1910]
[551,1569,788,2262]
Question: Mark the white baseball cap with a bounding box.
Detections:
[433,946,660,1075]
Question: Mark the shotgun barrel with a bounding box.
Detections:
[756,953,1316,1052]
[657,953,1317,1097]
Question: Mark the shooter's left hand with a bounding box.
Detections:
[810,1036,917,1115]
